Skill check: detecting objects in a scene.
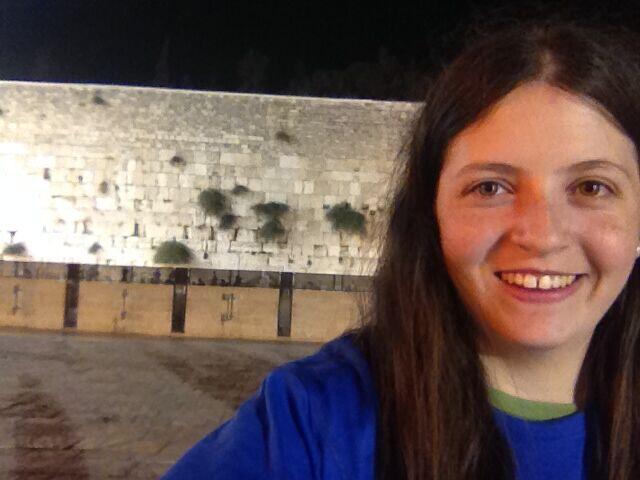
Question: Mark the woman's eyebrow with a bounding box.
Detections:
[562,159,632,179]
[455,159,632,178]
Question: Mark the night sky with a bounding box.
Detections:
[0,0,639,100]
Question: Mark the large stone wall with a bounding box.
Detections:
[0,81,418,275]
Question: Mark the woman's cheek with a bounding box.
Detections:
[582,214,638,273]
[439,210,500,263]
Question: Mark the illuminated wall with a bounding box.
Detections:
[0,81,417,275]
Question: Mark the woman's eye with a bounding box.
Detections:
[471,181,507,197]
[575,180,613,197]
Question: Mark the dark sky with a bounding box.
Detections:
[1,0,639,100]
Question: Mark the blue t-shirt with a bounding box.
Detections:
[162,335,588,479]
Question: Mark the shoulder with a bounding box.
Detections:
[276,334,375,402]
[162,334,376,480]
[264,333,376,429]
[261,334,377,479]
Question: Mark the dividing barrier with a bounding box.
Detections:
[0,261,370,342]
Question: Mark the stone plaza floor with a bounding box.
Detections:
[0,328,319,479]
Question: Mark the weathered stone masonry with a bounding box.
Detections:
[0,81,419,275]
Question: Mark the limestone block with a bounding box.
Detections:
[248,178,262,191]
[313,244,328,256]
[70,157,86,169]
[34,154,56,168]
[215,176,233,190]
[166,173,179,187]
[293,181,303,194]
[279,155,304,169]
[194,151,208,163]
[323,232,341,244]
[328,244,341,257]
[357,171,386,183]
[298,194,322,209]
[194,176,210,188]
[95,197,116,212]
[237,216,259,230]
[156,173,170,189]
[303,181,314,194]
[216,239,230,253]
[220,152,260,166]
[268,254,290,269]
[154,200,174,213]
[239,253,271,270]
[265,191,287,203]
[349,183,361,195]
[235,229,255,242]
[229,241,262,253]
[178,175,194,188]
[320,171,353,182]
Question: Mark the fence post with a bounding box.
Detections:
[171,268,189,333]
[277,272,293,337]
[63,264,80,328]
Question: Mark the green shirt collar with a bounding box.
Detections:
[488,388,578,421]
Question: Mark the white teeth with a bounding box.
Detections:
[537,275,552,290]
[499,272,578,290]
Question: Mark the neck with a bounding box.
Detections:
[480,338,590,404]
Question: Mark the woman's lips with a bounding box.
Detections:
[496,274,584,304]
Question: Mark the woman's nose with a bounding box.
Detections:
[508,190,569,255]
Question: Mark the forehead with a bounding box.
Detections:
[443,82,638,176]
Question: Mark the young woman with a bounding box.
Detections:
[163,22,640,479]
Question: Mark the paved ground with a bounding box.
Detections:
[0,328,319,479]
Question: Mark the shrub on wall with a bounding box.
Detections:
[232,184,250,196]
[257,218,286,242]
[170,155,186,167]
[153,241,193,265]
[220,213,238,230]
[326,202,366,235]
[88,242,103,254]
[252,202,289,219]
[275,130,294,143]
[92,93,108,106]
[252,202,290,244]
[198,189,229,217]
[2,243,27,256]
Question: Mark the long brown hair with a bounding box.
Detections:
[356,22,640,479]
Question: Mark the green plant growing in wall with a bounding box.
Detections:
[88,242,103,254]
[198,188,243,242]
[326,202,366,235]
[232,184,250,196]
[170,155,186,167]
[220,213,238,230]
[257,218,286,242]
[252,201,290,246]
[252,201,290,219]
[153,240,193,265]
[275,130,294,143]
[198,189,229,217]
[92,93,108,106]
[2,243,27,256]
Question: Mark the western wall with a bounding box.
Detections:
[0,81,418,275]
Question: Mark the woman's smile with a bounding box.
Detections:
[494,271,585,304]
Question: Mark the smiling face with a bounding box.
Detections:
[435,82,640,357]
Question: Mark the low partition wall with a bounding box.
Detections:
[0,261,370,342]
[185,286,279,340]
[0,277,66,330]
[77,282,174,336]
